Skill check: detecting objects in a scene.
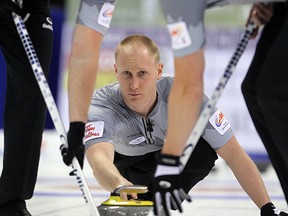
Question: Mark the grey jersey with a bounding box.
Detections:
[159,0,284,57]
[76,0,282,56]
[84,76,233,156]
[76,0,116,35]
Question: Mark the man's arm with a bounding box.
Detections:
[68,24,104,123]
[85,142,136,200]
[216,135,270,208]
[61,25,104,167]
[161,49,205,156]
[62,0,116,168]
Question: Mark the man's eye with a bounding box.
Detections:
[123,71,131,76]
[139,71,147,77]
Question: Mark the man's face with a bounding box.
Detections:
[114,45,162,113]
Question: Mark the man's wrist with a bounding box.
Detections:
[69,122,85,132]
[154,154,181,177]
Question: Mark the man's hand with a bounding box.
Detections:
[2,0,24,15]
[60,122,85,169]
[246,3,274,39]
[113,185,147,201]
[152,154,191,216]
[261,203,288,216]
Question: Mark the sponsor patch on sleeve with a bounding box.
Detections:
[167,21,192,50]
[84,121,104,143]
[98,2,115,28]
[209,109,231,135]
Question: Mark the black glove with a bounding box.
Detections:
[60,122,85,169]
[261,203,288,216]
[152,154,191,216]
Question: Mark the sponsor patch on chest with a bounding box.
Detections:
[209,109,230,135]
[84,121,104,143]
[129,136,146,145]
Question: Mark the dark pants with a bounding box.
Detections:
[0,3,53,208]
[115,137,218,200]
[241,2,288,204]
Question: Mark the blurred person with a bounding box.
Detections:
[62,0,284,215]
[84,34,288,216]
[0,0,53,215]
[242,2,288,205]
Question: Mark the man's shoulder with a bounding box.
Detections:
[93,82,120,102]
[157,76,174,98]
[99,81,119,94]
[90,82,125,116]
[157,76,173,87]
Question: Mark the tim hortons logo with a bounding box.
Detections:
[85,124,100,139]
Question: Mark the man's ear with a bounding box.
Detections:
[157,63,163,80]
[114,64,120,81]
[114,64,117,74]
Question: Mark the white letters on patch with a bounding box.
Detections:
[129,136,146,145]
[209,109,230,135]
[167,21,192,50]
[98,2,115,28]
[84,121,104,143]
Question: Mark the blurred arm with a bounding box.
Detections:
[68,24,104,123]
[162,49,205,156]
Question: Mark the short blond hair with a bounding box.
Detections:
[114,34,160,65]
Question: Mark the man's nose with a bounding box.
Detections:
[129,77,140,90]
